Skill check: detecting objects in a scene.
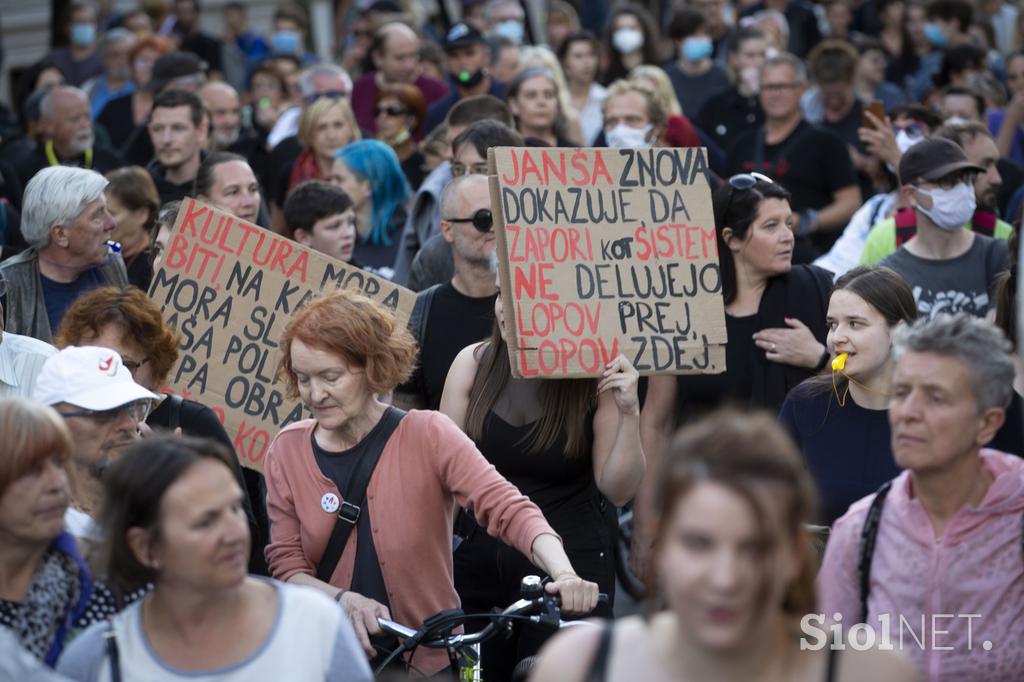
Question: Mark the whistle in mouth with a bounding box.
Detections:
[831,353,848,371]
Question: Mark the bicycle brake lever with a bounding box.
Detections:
[537,592,562,628]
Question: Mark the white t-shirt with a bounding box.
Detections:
[56,581,372,682]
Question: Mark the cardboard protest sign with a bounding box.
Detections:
[148,198,416,471]
[488,147,727,378]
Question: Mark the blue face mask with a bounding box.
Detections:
[271,30,301,55]
[493,20,524,45]
[71,23,96,47]
[682,36,713,63]
[923,22,947,48]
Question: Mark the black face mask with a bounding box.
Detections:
[454,67,486,89]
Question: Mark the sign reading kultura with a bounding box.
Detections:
[488,147,728,379]
[148,198,416,471]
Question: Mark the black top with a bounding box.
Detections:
[674,265,833,423]
[146,160,195,204]
[124,248,154,292]
[398,282,496,410]
[353,206,407,275]
[13,144,124,189]
[675,313,758,417]
[311,411,395,608]
[267,135,302,209]
[991,390,1024,457]
[695,86,764,156]
[147,396,269,575]
[400,150,427,192]
[96,94,136,149]
[779,381,900,525]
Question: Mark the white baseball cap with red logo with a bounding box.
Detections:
[32,346,160,409]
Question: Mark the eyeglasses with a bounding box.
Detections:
[374,105,407,118]
[122,356,151,373]
[724,172,773,218]
[303,90,348,104]
[59,400,152,424]
[443,208,493,232]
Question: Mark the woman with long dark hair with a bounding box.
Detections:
[441,284,644,680]
[601,4,665,86]
[779,266,918,525]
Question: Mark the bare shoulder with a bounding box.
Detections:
[834,645,922,682]
[528,620,610,682]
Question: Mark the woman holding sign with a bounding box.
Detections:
[263,290,600,676]
[635,173,832,575]
[439,284,645,679]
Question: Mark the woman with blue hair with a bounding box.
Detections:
[332,140,410,279]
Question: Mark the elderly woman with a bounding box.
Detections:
[264,290,599,675]
[0,399,112,665]
[57,436,372,681]
[374,83,427,191]
[55,286,270,575]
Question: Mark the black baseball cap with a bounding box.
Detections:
[898,137,984,186]
[444,22,486,51]
[145,51,207,92]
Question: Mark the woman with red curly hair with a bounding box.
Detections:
[54,286,270,576]
[265,289,600,676]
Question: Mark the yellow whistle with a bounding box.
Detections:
[831,353,848,371]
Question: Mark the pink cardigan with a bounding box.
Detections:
[818,450,1024,682]
[264,409,557,675]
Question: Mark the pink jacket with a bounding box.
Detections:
[818,450,1024,682]
[264,410,557,675]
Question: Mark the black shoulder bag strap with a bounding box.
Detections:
[585,622,614,682]
[316,408,407,583]
[856,479,893,623]
[410,283,441,347]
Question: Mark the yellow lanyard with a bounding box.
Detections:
[45,139,92,169]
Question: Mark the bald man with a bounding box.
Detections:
[15,86,123,187]
[350,22,450,135]
[198,81,270,187]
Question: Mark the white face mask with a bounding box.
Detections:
[612,28,644,54]
[606,123,653,148]
[914,181,976,231]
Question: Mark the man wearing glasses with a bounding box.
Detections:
[878,137,1009,319]
[726,52,860,263]
[394,174,498,412]
[32,346,158,544]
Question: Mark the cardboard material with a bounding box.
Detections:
[148,198,416,471]
[488,147,727,378]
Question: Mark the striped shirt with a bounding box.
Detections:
[0,331,57,399]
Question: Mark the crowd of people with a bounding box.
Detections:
[1,0,1024,680]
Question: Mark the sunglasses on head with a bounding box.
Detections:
[724,172,774,217]
[444,208,493,232]
[374,105,407,117]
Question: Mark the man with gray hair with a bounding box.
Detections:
[13,85,123,188]
[818,313,1024,681]
[0,166,128,343]
[393,173,498,411]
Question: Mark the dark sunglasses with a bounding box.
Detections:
[374,105,407,117]
[444,208,493,232]
[724,172,773,217]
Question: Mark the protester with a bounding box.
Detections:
[146,89,209,204]
[726,53,861,262]
[104,166,159,291]
[0,167,128,343]
[332,140,410,278]
[171,0,224,77]
[635,173,832,575]
[627,66,704,149]
[264,290,600,674]
[32,345,157,546]
[44,1,103,87]
[441,248,644,678]
[82,28,136,119]
[601,79,669,149]
[284,96,360,199]
[695,26,768,154]
[530,411,919,682]
[0,399,119,665]
[351,22,449,136]
[558,31,607,145]
[0,296,56,400]
[283,180,358,264]
[819,314,1024,681]
[14,86,123,188]
[423,23,506,133]
[94,35,175,149]
[876,137,1009,318]
[394,174,498,412]
[57,435,372,682]
[664,7,730,118]
[149,200,181,274]
[601,4,664,86]
[193,152,262,226]
[780,266,917,525]
[861,123,1014,264]
[990,50,1024,166]
[507,67,575,146]
[373,83,428,190]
